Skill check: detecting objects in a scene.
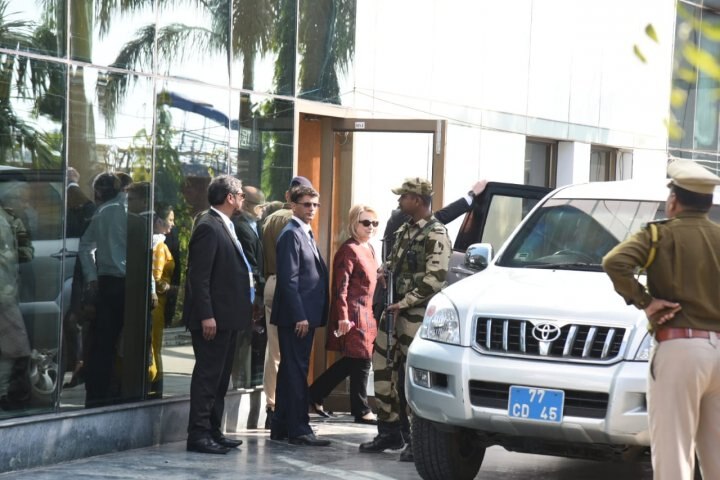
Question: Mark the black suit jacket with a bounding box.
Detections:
[232,212,264,294]
[182,209,253,331]
[270,219,329,328]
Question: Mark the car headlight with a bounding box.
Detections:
[419,293,460,345]
[634,332,653,361]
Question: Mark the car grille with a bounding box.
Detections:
[469,381,609,419]
[474,318,625,362]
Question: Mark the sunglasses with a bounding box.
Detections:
[295,201,320,208]
[358,220,379,227]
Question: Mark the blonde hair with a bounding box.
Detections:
[346,204,378,240]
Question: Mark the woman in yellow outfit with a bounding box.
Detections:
[149,203,175,397]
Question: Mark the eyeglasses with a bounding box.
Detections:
[231,192,246,199]
[358,220,379,227]
[295,201,320,208]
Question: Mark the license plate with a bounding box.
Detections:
[508,386,564,423]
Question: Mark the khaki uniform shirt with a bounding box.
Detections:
[385,215,452,310]
[603,211,720,331]
[261,206,293,276]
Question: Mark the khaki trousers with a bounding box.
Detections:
[648,334,720,480]
[262,275,280,409]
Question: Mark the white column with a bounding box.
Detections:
[556,141,591,187]
[631,149,667,181]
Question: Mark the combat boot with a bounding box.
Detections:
[359,421,405,453]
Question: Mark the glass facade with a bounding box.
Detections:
[670,1,720,172]
[0,0,329,419]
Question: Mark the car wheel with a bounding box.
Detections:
[412,415,485,480]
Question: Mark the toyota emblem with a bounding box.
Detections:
[532,322,561,342]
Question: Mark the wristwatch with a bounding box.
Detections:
[468,190,476,198]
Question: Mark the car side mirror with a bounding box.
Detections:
[465,243,493,271]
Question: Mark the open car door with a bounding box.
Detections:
[448,182,551,285]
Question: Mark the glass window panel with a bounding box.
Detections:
[58,67,155,410]
[0,57,65,418]
[227,93,293,388]
[297,0,356,104]
[525,140,555,187]
[156,81,231,395]
[69,0,154,70]
[694,9,720,152]
[157,1,230,87]
[230,0,296,96]
[0,0,66,58]
[589,148,616,182]
[670,4,700,152]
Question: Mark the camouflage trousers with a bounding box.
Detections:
[372,305,425,426]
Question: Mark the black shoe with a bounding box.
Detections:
[186,437,231,454]
[270,430,288,441]
[289,433,331,446]
[310,402,331,418]
[359,433,405,453]
[354,415,378,426]
[398,444,414,462]
[264,408,274,430]
[211,433,243,448]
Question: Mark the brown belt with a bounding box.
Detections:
[654,327,716,342]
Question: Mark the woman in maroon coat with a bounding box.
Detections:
[309,204,379,424]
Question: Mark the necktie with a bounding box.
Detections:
[228,224,255,303]
[308,229,319,255]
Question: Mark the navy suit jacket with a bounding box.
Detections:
[270,219,329,328]
[182,209,253,331]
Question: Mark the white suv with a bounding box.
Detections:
[407,180,719,480]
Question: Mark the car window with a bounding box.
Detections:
[497,199,663,268]
[480,195,542,253]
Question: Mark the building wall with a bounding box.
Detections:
[350,0,676,212]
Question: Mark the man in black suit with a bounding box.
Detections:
[231,185,266,429]
[231,185,266,390]
[270,185,331,446]
[184,175,254,454]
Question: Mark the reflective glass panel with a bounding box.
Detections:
[0,0,66,58]
[59,67,154,410]
[69,0,154,69]
[0,57,65,418]
[227,93,293,388]
[155,81,231,396]
[297,0,356,104]
[158,1,230,87]
[230,0,296,95]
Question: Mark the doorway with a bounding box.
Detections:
[296,114,447,411]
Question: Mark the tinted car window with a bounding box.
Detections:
[497,199,663,269]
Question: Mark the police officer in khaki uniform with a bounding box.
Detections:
[359,178,452,462]
[603,159,720,480]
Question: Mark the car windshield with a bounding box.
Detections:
[496,198,664,271]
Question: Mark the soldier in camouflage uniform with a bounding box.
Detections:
[359,178,451,462]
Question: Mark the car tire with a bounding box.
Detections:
[412,415,485,480]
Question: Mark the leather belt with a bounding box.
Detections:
[654,327,716,342]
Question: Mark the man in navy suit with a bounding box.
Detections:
[184,175,254,454]
[270,185,331,446]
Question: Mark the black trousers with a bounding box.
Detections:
[309,356,372,418]
[187,329,238,440]
[85,275,125,408]
[272,325,314,439]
